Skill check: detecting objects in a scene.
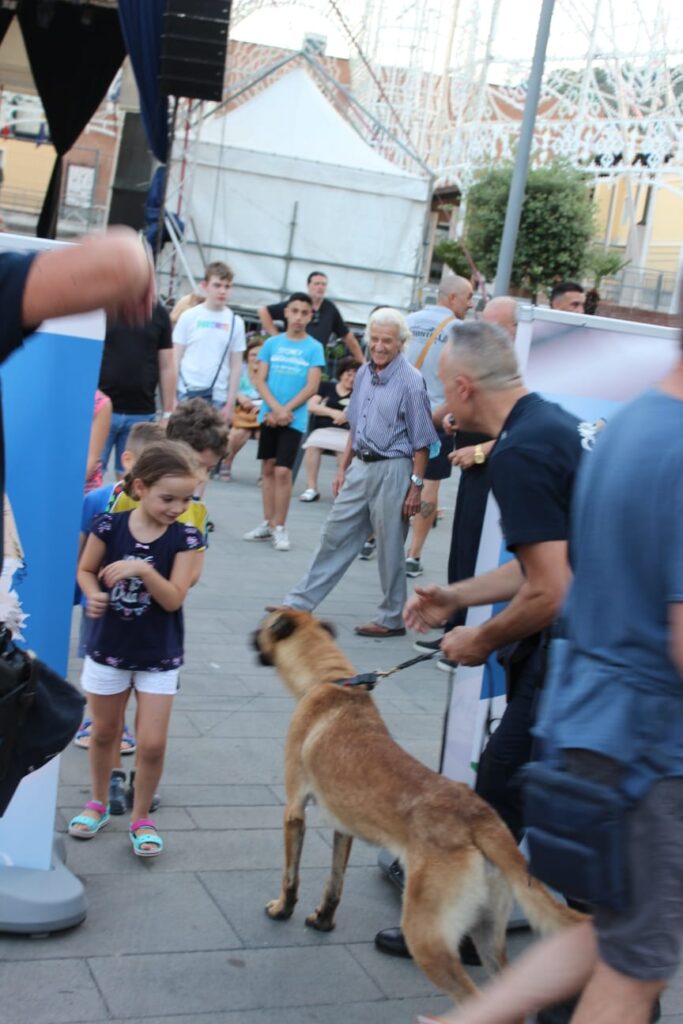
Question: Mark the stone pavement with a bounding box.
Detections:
[2,446,683,1024]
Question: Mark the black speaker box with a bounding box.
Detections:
[160,0,231,102]
[108,113,153,230]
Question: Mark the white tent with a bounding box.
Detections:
[179,68,432,321]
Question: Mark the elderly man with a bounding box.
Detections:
[404,273,474,577]
[281,307,437,636]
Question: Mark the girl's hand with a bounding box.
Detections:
[85,592,109,618]
[99,559,148,587]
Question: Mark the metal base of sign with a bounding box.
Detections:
[0,834,86,934]
[378,847,530,930]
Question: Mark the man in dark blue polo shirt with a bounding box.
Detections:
[376,318,593,959]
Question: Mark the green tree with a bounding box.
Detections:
[466,163,595,296]
[433,238,471,278]
[585,246,629,287]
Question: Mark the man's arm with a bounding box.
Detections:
[283,366,322,414]
[157,348,177,414]
[403,446,429,519]
[22,228,154,327]
[254,358,286,421]
[223,349,243,420]
[441,540,572,666]
[258,305,279,337]
[670,603,683,678]
[404,559,523,632]
[343,330,365,363]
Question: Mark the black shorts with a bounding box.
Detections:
[257,425,302,470]
[425,431,453,481]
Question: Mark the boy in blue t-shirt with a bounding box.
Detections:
[244,292,324,551]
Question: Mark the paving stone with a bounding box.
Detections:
[88,946,383,1017]
[200,865,404,949]
[0,959,107,1024]
[0,873,241,960]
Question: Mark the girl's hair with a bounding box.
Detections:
[246,335,265,355]
[123,440,199,496]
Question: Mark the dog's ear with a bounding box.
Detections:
[270,613,297,642]
[319,619,337,639]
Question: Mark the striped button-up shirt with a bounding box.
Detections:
[346,353,438,459]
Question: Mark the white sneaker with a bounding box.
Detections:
[272,526,291,551]
[244,521,273,541]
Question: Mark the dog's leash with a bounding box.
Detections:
[336,649,445,691]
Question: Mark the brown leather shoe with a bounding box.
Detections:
[354,623,407,638]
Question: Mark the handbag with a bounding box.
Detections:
[232,405,259,430]
[179,314,236,404]
[523,759,632,911]
[0,625,85,816]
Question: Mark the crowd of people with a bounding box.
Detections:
[1,231,680,1024]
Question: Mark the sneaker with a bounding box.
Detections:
[436,655,458,672]
[359,538,376,560]
[244,520,273,541]
[412,637,442,654]
[273,526,291,551]
[405,556,423,577]
[299,488,320,502]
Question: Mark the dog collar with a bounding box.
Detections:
[333,672,379,691]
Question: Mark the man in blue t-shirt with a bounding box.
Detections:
[244,292,324,552]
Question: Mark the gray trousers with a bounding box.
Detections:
[284,457,411,629]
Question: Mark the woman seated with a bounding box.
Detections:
[220,336,263,480]
[299,357,359,502]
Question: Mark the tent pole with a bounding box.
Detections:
[281,201,298,298]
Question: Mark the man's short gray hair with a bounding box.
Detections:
[445,320,521,390]
[364,307,411,347]
[438,272,470,302]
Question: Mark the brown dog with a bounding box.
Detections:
[254,609,582,1001]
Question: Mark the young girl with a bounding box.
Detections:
[71,440,204,857]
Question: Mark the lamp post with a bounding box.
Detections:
[494,0,556,296]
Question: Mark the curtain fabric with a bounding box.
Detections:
[117,0,169,165]
[18,3,126,237]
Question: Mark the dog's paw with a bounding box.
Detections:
[305,909,336,932]
[265,899,292,921]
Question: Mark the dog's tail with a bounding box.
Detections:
[473,816,584,933]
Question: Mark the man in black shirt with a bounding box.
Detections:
[98,301,176,474]
[258,270,365,366]
[376,318,588,959]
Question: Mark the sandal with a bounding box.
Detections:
[218,463,232,482]
[120,723,136,756]
[73,717,92,749]
[129,818,164,858]
[68,800,110,839]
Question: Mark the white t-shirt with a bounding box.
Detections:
[173,304,246,404]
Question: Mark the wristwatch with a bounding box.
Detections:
[473,444,486,465]
[410,473,424,489]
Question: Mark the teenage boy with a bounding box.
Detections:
[173,261,246,422]
[244,292,325,551]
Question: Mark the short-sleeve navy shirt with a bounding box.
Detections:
[490,393,584,552]
[266,298,348,346]
[86,511,202,671]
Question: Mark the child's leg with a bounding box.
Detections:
[273,465,293,526]
[72,689,129,830]
[261,457,276,524]
[130,690,174,849]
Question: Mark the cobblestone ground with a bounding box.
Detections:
[1,446,681,1024]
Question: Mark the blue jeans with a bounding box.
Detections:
[101,412,155,474]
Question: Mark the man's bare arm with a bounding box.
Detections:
[343,330,365,363]
[669,602,683,678]
[404,559,523,633]
[157,348,177,413]
[258,306,279,337]
[478,541,571,652]
[22,228,154,327]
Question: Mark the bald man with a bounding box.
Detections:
[403,273,474,577]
